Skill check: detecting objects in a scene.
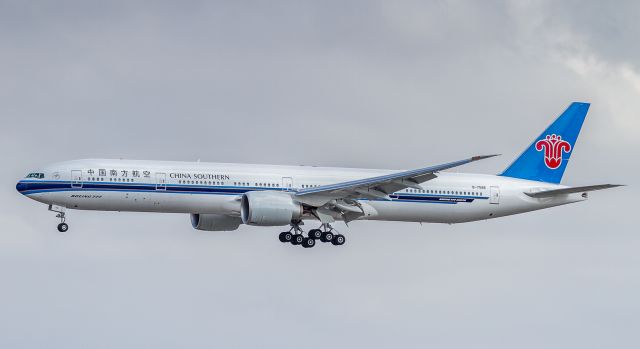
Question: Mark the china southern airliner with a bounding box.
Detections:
[16,102,621,247]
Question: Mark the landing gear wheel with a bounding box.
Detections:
[291,234,304,245]
[57,223,69,233]
[321,231,334,243]
[302,237,316,248]
[279,232,293,243]
[308,229,322,240]
[331,234,345,246]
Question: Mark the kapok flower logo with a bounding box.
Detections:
[535,134,571,169]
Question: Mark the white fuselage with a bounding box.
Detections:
[16,159,585,225]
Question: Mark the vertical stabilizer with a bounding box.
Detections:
[500,102,589,184]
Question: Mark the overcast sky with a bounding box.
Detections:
[1,1,638,348]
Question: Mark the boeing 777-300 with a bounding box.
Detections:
[16,102,622,247]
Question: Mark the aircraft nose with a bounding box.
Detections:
[16,181,28,195]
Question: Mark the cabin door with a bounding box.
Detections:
[490,186,500,204]
[71,170,83,188]
[156,173,167,190]
[282,177,293,191]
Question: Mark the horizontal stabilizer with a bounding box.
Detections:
[525,184,623,198]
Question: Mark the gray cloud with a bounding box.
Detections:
[1,1,637,348]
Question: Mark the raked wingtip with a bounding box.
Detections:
[472,154,501,161]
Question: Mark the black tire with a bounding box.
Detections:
[57,223,68,233]
[292,234,304,245]
[308,229,322,240]
[332,234,345,246]
[279,232,294,242]
[321,232,334,243]
[302,237,316,248]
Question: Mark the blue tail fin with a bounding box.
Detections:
[500,102,590,184]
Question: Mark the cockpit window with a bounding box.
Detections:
[25,173,44,179]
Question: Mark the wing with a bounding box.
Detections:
[525,184,623,198]
[295,155,498,208]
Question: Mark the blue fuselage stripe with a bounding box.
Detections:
[16,180,487,204]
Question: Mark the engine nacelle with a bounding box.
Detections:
[241,191,302,226]
[190,213,243,231]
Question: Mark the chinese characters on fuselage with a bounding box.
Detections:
[84,170,230,180]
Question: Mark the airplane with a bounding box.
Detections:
[16,102,622,248]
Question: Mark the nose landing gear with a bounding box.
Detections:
[49,205,69,233]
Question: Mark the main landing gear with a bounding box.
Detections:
[278,222,345,248]
[49,205,69,233]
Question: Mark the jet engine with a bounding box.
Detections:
[190,213,243,231]
[241,191,303,226]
